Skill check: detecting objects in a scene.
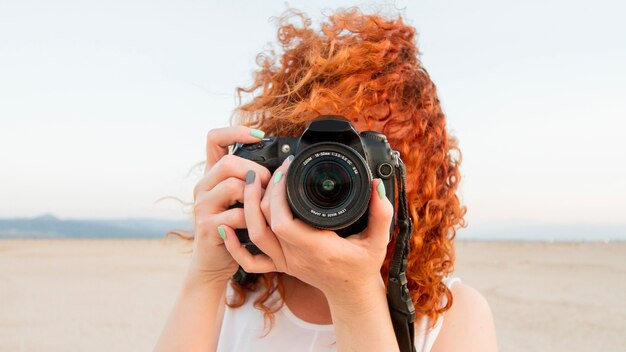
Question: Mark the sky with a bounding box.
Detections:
[0,0,625,236]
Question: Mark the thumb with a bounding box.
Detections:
[360,178,394,248]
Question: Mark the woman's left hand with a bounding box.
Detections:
[219,156,394,300]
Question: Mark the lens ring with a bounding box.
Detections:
[286,142,372,230]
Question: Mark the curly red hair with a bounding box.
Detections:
[225,8,466,328]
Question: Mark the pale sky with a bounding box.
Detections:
[1,1,625,232]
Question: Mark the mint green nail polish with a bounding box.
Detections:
[376,179,386,199]
[217,226,226,240]
[273,171,283,184]
[250,129,265,139]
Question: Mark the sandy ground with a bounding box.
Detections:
[0,240,624,352]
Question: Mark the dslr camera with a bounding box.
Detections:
[232,116,398,255]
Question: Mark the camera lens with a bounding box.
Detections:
[286,142,372,231]
[304,160,352,209]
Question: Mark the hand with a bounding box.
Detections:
[219,156,394,299]
[187,126,271,285]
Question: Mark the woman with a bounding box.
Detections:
[156,8,497,352]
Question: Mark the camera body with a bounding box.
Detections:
[232,116,397,255]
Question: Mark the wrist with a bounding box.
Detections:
[323,275,387,315]
[324,274,399,352]
[182,269,230,294]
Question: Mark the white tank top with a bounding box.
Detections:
[216,277,460,352]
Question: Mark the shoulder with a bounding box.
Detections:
[431,282,498,352]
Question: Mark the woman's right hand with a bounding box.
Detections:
[186,126,271,286]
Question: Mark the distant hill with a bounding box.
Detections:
[1,214,624,241]
[0,214,191,239]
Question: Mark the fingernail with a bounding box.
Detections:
[245,170,255,185]
[250,129,265,139]
[376,179,386,199]
[217,226,226,240]
[284,155,294,165]
[273,171,283,184]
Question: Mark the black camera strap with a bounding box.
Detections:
[387,152,416,352]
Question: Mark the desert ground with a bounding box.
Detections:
[0,240,624,351]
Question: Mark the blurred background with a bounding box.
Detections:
[0,1,624,351]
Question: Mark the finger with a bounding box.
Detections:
[359,178,394,249]
[205,126,265,171]
[243,170,285,265]
[219,224,278,273]
[200,154,272,193]
[194,177,245,212]
[259,170,275,223]
[194,208,246,241]
[269,156,319,245]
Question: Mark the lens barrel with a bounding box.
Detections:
[286,142,372,230]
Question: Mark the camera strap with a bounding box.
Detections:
[387,152,417,352]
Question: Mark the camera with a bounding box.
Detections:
[232,116,397,255]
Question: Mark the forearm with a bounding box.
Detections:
[325,278,400,352]
[155,274,229,352]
